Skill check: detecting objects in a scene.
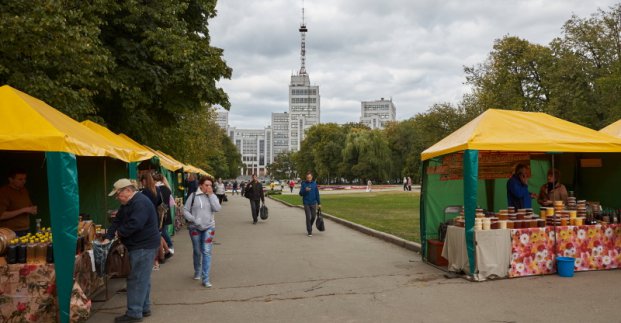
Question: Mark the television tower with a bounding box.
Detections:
[298,3,308,76]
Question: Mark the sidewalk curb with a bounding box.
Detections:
[268,196,421,253]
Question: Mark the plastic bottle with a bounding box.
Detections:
[35,218,42,233]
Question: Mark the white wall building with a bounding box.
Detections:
[271,112,290,163]
[288,75,320,151]
[229,128,271,177]
[215,110,229,132]
[360,98,396,129]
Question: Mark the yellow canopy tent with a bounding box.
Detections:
[420,109,621,276]
[117,134,184,172]
[184,164,210,176]
[81,120,154,162]
[422,109,621,160]
[0,85,141,323]
[0,85,139,161]
[600,119,621,138]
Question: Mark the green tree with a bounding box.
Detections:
[464,36,553,113]
[0,1,233,169]
[267,151,297,180]
[340,128,391,183]
[0,1,113,119]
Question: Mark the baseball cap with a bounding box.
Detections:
[108,178,134,196]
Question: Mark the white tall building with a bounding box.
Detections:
[271,112,290,163]
[215,110,229,131]
[230,128,271,176]
[288,6,320,152]
[360,98,396,129]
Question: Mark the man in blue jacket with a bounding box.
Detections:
[103,179,161,323]
[299,171,321,237]
[507,163,536,209]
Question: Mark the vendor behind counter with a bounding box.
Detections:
[0,168,37,236]
[537,168,569,207]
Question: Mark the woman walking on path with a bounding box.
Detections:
[215,178,226,204]
[299,171,321,237]
[184,176,221,288]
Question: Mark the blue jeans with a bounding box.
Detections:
[189,227,215,284]
[304,204,317,234]
[127,248,158,318]
[250,200,261,222]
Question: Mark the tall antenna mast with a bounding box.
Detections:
[298,1,307,75]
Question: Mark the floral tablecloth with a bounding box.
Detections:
[509,224,621,277]
[0,252,102,322]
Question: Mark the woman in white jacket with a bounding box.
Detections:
[184,176,221,287]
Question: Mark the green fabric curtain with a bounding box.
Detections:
[46,152,78,323]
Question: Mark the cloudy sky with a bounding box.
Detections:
[210,0,618,129]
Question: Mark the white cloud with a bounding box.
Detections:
[211,0,619,129]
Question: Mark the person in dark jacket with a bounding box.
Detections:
[299,171,321,237]
[507,163,536,209]
[186,173,198,197]
[103,179,161,323]
[244,174,264,224]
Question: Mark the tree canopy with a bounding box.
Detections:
[0,0,237,176]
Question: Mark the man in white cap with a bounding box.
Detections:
[103,179,161,322]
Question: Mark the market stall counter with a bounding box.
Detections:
[441,221,621,280]
[442,225,511,280]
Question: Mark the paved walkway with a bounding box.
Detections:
[89,194,619,323]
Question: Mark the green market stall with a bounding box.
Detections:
[420,109,621,280]
[0,85,149,322]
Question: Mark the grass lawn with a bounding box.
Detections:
[271,191,421,243]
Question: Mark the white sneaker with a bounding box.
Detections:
[168,248,174,255]
[203,282,212,288]
[193,275,201,280]
[307,234,312,237]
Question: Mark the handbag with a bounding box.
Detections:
[105,239,131,278]
[316,208,325,231]
[157,188,169,230]
[260,204,269,220]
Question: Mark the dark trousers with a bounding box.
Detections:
[250,199,261,223]
[304,204,317,234]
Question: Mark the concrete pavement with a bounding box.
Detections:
[89,193,620,323]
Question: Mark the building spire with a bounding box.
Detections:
[298,1,308,75]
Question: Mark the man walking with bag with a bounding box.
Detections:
[244,174,265,224]
[299,171,321,237]
[103,179,161,322]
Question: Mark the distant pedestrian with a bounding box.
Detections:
[299,171,321,237]
[184,176,221,288]
[407,177,412,191]
[289,180,295,193]
[240,181,246,196]
[215,178,226,204]
[403,176,407,191]
[186,173,198,197]
[366,179,372,192]
[270,181,275,191]
[232,180,239,195]
[244,174,265,224]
